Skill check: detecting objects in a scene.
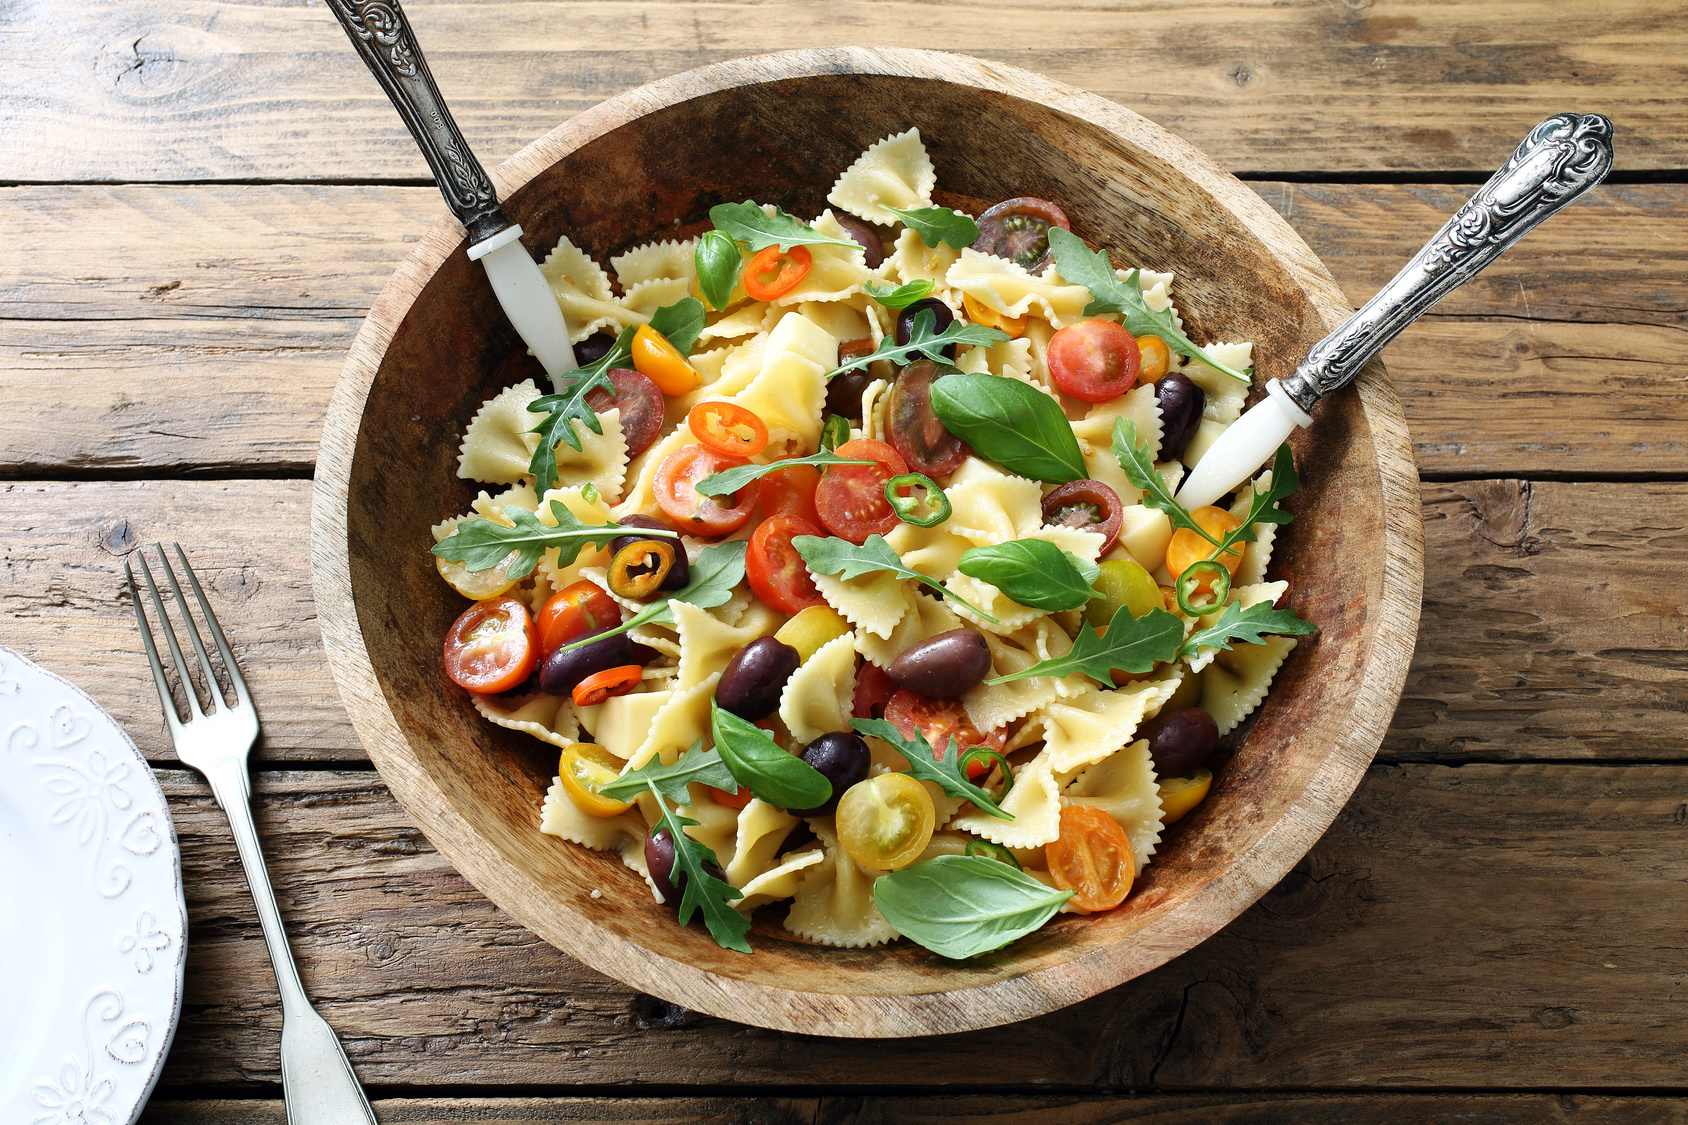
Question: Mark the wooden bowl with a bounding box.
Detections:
[311,47,1422,1037]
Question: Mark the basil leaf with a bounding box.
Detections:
[825,309,1009,380]
[986,605,1185,687]
[600,738,738,805]
[710,702,831,810]
[873,855,1071,959]
[1048,227,1249,383]
[431,500,657,580]
[1179,599,1317,661]
[1111,418,1215,543]
[694,230,742,313]
[851,718,1012,821]
[641,766,751,953]
[930,373,1086,484]
[793,533,999,624]
[863,278,936,309]
[708,200,861,253]
[646,296,706,357]
[886,205,981,250]
[552,540,749,654]
[957,539,1101,612]
[694,449,876,497]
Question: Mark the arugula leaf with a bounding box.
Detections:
[957,539,1100,612]
[1047,227,1250,383]
[708,200,861,253]
[873,855,1072,959]
[431,500,659,580]
[986,605,1185,686]
[694,449,877,498]
[1111,418,1216,544]
[851,718,1013,821]
[1209,443,1299,559]
[825,309,1009,380]
[552,540,749,654]
[642,768,752,953]
[793,534,999,625]
[1179,599,1317,661]
[885,205,980,250]
[930,372,1087,484]
[694,230,741,312]
[863,278,936,309]
[711,702,832,810]
[599,738,739,805]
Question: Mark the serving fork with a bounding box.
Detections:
[127,543,377,1125]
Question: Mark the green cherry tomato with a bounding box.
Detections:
[1084,558,1164,628]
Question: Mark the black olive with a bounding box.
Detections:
[832,214,887,269]
[716,636,801,720]
[1157,372,1206,462]
[612,515,688,590]
[574,331,618,367]
[826,368,875,422]
[888,628,992,699]
[1137,707,1219,775]
[786,732,872,817]
[538,628,637,697]
[645,828,726,908]
[895,298,954,350]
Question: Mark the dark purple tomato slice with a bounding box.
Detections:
[832,214,887,269]
[887,360,970,478]
[972,197,1072,273]
[586,367,665,457]
[1040,479,1125,554]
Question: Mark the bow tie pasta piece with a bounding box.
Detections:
[1062,738,1165,876]
[458,379,542,484]
[946,248,1092,328]
[1227,469,1282,587]
[953,335,1038,385]
[677,785,743,875]
[853,590,964,670]
[884,519,972,584]
[576,689,674,763]
[1183,341,1255,426]
[540,235,625,342]
[610,237,700,289]
[673,599,783,690]
[859,377,893,445]
[735,848,824,915]
[724,799,801,892]
[472,480,540,521]
[541,779,658,899]
[621,277,695,320]
[718,312,832,457]
[1185,581,1291,673]
[876,228,962,311]
[813,569,912,641]
[611,426,695,521]
[960,617,1087,731]
[1201,634,1298,738]
[698,302,776,346]
[1071,384,1162,504]
[792,298,873,350]
[532,484,616,592]
[778,630,859,746]
[827,127,936,226]
[1036,679,1176,776]
[472,691,581,750]
[785,823,899,948]
[549,408,629,504]
[942,573,1046,635]
[765,212,873,307]
[622,673,721,772]
[944,460,1045,547]
[953,748,1065,848]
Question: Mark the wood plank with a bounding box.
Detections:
[3,1,1683,182]
[153,763,1688,1087]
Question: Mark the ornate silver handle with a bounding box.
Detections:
[320,0,510,245]
[1279,112,1614,414]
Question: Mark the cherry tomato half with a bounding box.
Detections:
[747,513,827,614]
[814,438,908,544]
[687,400,769,459]
[654,443,757,536]
[537,580,622,657]
[759,462,823,527]
[836,773,936,871]
[743,244,814,301]
[884,689,1005,779]
[961,292,1030,339]
[1164,505,1245,592]
[1048,319,1140,403]
[1040,479,1125,554]
[571,664,643,707]
[443,596,537,694]
[558,742,632,818]
[852,661,899,721]
[1045,804,1134,912]
[887,360,970,478]
[585,368,666,457]
[631,323,700,395]
[971,197,1071,273]
[704,784,753,810]
[1136,336,1172,384]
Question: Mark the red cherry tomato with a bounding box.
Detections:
[887,360,970,478]
[585,368,665,458]
[654,443,757,536]
[814,438,908,544]
[687,401,769,459]
[705,784,753,809]
[443,596,537,694]
[1048,319,1141,403]
[883,689,1005,778]
[743,245,814,301]
[746,513,827,614]
[760,463,823,527]
[536,580,622,656]
[1040,479,1125,554]
[571,664,643,707]
[853,662,898,721]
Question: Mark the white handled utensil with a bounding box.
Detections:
[1176,112,1615,508]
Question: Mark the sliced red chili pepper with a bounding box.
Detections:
[743,245,814,301]
[571,664,643,707]
[687,400,769,458]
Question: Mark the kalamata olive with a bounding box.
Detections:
[613,515,688,590]
[716,636,801,720]
[538,628,637,697]
[1156,372,1206,461]
[1040,479,1124,554]
[895,297,954,347]
[787,731,872,817]
[888,359,970,476]
[888,628,992,699]
[832,214,887,269]
[1137,706,1219,775]
[574,332,618,367]
[826,366,875,422]
[971,197,1071,273]
[645,828,726,907]
[585,368,665,458]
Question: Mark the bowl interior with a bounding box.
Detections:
[339,66,1395,1017]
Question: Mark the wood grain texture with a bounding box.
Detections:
[2,0,1683,182]
[154,763,1688,1087]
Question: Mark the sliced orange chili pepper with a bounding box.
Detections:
[687,400,770,459]
[571,664,643,707]
[743,245,813,301]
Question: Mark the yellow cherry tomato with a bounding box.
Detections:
[558,742,632,818]
[1137,335,1171,383]
[631,323,700,395]
[1084,558,1165,628]
[434,549,520,600]
[775,605,851,663]
[836,773,935,871]
[961,292,1030,339]
[1158,767,1213,825]
[1164,506,1244,592]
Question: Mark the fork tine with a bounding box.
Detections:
[170,542,253,709]
[154,542,226,713]
[132,548,204,720]
[126,558,186,732]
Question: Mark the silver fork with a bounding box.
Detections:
[128,543,377,1125]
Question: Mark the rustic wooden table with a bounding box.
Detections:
[5,2,1684,1121]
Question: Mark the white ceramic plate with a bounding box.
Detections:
[0,646,185,1124]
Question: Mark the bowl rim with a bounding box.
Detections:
[310,46,1423,1037]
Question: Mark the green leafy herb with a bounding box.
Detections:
[825,309,1009,380]
[1111,418,1217,545]
[793,534,999,624]
[599,738,739,804]
[957,539,1100,612]
[885,206,981,250]
[708,200,861,253]
[985,604,1185,686]
[628,743,751,952]
[711,702,832,810]
[694,449,876,498]
[431,499,666,580]
[1179,599,1317,661]
[965,839,1022,869]
[694,229,742,311]
[864,278,936,309]
[872,855,1072,959]
[646,296,706,357]
[930,372,1087,484]
[852,718,1013,821]
[1048,227,1250,383]
[1209,443,1299,559]
[552,540,749,654]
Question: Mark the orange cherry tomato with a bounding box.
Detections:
[443,596,536,694]
[759,462,823,527]
[883,690,1005,779]
[1048,319,1140,403]
[1045,804,1134,912]
[1136,335,1171,383]
[537,580,622,656]
[743,244,813,301]
[571,664,643,707]
[705,784,753,810]
[654,443,757,536]
[961,292,1030,339]
[1164,505,1245,594]
[687,401,769,459]
[813,438,908,544]
[746,513,827,614]
[631,323,700,395]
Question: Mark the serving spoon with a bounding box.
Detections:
[321,0,578,385]
[1176,112,1615,507]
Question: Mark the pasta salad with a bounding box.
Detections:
[430,129,1315,958]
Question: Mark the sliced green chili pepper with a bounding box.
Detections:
[885,472,951,527]
[820,413,851,451]
[960,746,1015,801]
[1175,559,1232,616]
[964,839,1023,870]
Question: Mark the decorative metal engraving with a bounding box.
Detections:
[1281,113,1614,414]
